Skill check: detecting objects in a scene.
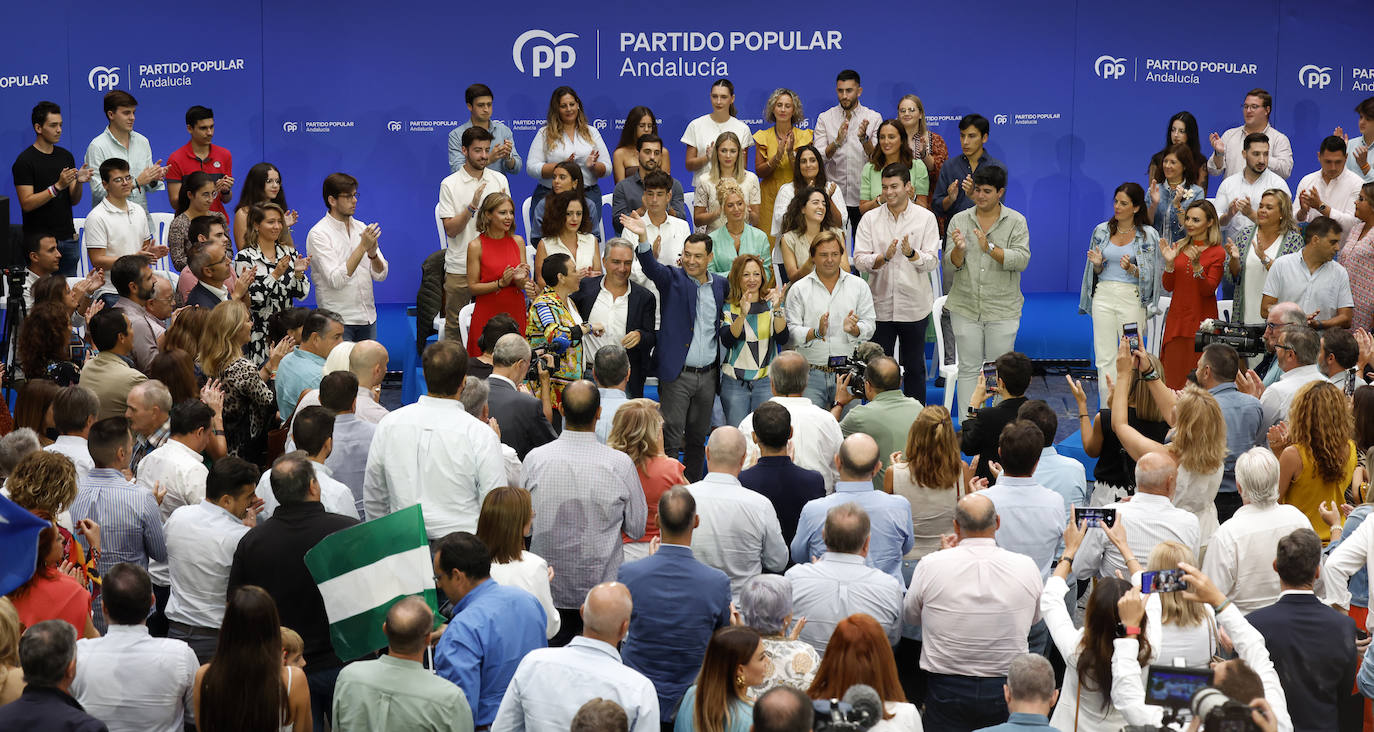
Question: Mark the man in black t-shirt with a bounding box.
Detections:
[12,101,91,276]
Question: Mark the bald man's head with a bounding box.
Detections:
[954,493,998,537]
[582,582,633,642]
[705,426,747,474]
[837,433,881,480]
[867,356,901,393]
[1135,451,1178,497]
[384,596,434,655]
[562,380,601,430]
[348,340,389,388]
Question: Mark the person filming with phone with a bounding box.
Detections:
[1070,451,1200,582]
[960,351,1031,482]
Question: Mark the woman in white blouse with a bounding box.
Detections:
[693,131,761,233]
[475,485,560,640]
[525,85,611,212]
[535,190,601,288]
[1144,541,1218,667]
[770,144,848,239]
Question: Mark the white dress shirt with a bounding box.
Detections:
[136,438,209,586]
[1259,363,1325,427]
[85,198,153,298]
[812,103,883,203]
[45,435,94,480]
[438,165,511,274]
[582,286,629,357]
[163,500,251,628]
[786,552,905,654]
[287,386,390,441]
[364,395,506,538]
[490,550,562,640]
[628,213,691,329]
[1072,492,1201,581]
[525,126,612,189]
[1294,168,1364,221]
[493,636,659,732]
[904,537,1043,677]
[304,213,389,326]
[1204,502,1315,613]
[853,200,941,321]
[1213,168,1292,241]
[255,461,359,520]
[71,624,199,732]
[681,114,755,189]
[784,270,878,365]
[739,396,843,492]
[1208,124,1295,180]
[686,472,788,599]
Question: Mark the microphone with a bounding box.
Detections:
[839,684,883,730]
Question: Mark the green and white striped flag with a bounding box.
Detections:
[304,504,437,661]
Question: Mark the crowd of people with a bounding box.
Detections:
[2,71,1374,732]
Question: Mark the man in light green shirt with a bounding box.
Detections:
[331,596,473,732]
[834,356,923,490]
[84,90,166,228]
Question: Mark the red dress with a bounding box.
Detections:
[467,233,528,357]
[1160,242,1225,388]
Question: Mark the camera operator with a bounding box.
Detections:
[1113,563,1292,731]
[960,351,1032,481]
[1251,302,1306,386]
[833,355,922,490]
[486,333,556,459]
[1241,325,1323,427]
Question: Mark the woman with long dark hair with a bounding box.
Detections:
[168,171,226,270]
[858,120,929,215]
[1148,112,1208,190]
[778,186,848,283]
[675,626,765,732]
[530,159,604,243]
[1147,144,1207,254]
[613,105,672,181]
[233,162,296,248]
[525,86,610,212]
[17,300,82,386]
[476,486,559,639]
[535,191,601,287]
[194,585,310,731]
[770,144,847,239]
[13,378,59,445]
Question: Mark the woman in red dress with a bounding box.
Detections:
[466,192,530,357]
[1160,200,1225,388]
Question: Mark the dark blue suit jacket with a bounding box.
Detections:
[185,283,226,311]
[570,276,657,398]
[0,686,108,731]
[1247,592,1360,732]
[740,456,827,547]
[634,243,727,382]
[617,544,732,722]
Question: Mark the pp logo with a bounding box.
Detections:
[513,30,578,77]
[798,118,810,130]
[1094,55,1127,80]
[993,114,1009,125]
[282,121,299,132]
[387,121,403,132]
[593,118,607,130]
[87,65,120,91]
[1299,64,1333,89]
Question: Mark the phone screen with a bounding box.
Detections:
[1123,322,1140,352]
[1073,506,1117,528]
[982,361,997,389]
[1141,568,1188,593]
[1145,666,1213,707]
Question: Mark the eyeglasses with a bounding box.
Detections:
[1264,322,1279,330]
[109,175,133,184]
[1274,343,1294,351]
[1242,104,1265,111]
[333,192,358,201]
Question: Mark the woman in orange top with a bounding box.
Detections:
[1273,380,1357,542]
[608,398,687,563]
[1159,200,1225,388]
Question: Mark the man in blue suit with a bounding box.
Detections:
[621,212,728,480]
[617,486,732,728]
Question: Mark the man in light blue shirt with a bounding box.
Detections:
[980,420,1067,580]
[1196,344,1266,522]
[433,532,546,728]
[791,433,913,583]
[447,84,520,175]
[973,654,1059,732]
[591,345,631,443]
[1017,401,1088,532]
[317,372,376,517]
[276,310,343,420]
[85,90,165,220]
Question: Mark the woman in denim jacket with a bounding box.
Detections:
[1079,182,1161,407]
[1147,144,1206,249]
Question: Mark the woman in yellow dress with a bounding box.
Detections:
[752,88,811,246]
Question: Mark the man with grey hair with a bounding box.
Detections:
[0,620,106,729]
[787,502,904,653]
[739,350,843,491]
[289,340,392,427]
[0,427,41,482]
[618,486,731,726]
[572,237,657,398]
[126,379,171,474]
[1072,452,1200,582]
[592,344,632,443]
[494,582,659,731]
[1252,301,1307,386]
[975,654,1059,731]
[459,375,521,487]
[486,333,556,459]
[1253,324,1324,427]
[1204,448,1315,613]
[687,426,788,599]
[905,493,1042,730]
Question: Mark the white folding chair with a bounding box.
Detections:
[601,192,614,242]
[434,202,448,251]
[1217,299,1233,322]
[457,302,475,346]
[149,212,174,272]
[931,295,959,412]
[521,196,534,241]
[73,217,89,277]
[683,191,696,229]
[1146,296,1171,356]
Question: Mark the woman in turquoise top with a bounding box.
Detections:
[858,119,930,216]
[718,254,789,426]
[1079,182,1161,405]
[676,626,767,732]
[708,178,771,275]
[1146,143,1206,249]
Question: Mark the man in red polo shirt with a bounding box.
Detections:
[166,105,232,216]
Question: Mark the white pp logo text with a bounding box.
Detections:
[513,30,578,77]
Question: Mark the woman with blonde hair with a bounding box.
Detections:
[1144,541,1217,667]
[675,626,765,732]
[200,301,293,464]
[718,255,787,426]
[897,94,947,181]
[707,180,770,276]
[525,85,610,212]
[476,486,559,639]
[753,88,811,244]
[0,597,22,705]
[1159,200,1225,387]
[1271,380,1357,542]
[467,191,529,356]
[694,131,762,233]
[1224,189,1304,326]
[608,399,687,562]
[235,203,310,367]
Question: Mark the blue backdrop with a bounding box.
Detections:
[3,0,1371,306]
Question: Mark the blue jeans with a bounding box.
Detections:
[719,374,770,427]
[57,238,81,277]
[804,370,855,418]
[924,673,1010,732]
[343,322,376,341]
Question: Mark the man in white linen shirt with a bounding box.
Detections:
[853,163,941,401]
[786,502,904,654]
[493,582,659,731]
[1208,88,1294,180]
[783,231,876,410]
[739,351,843,491]
[1255,325,1326,428]
[904,493,1043,731]
[686,426,788,599]
[163,456,258,663]
[255,412,358,520]
[1294,135,1364,221]
[44,385,98,480]
[70,563,198,732]
[812,69,882,227]
[438,126,510,341]
[1073,452,1200,581]
[1206,448,1326,614]
[1214,133,1292,242]
[305,172,389,341]
[364,341,504,538]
